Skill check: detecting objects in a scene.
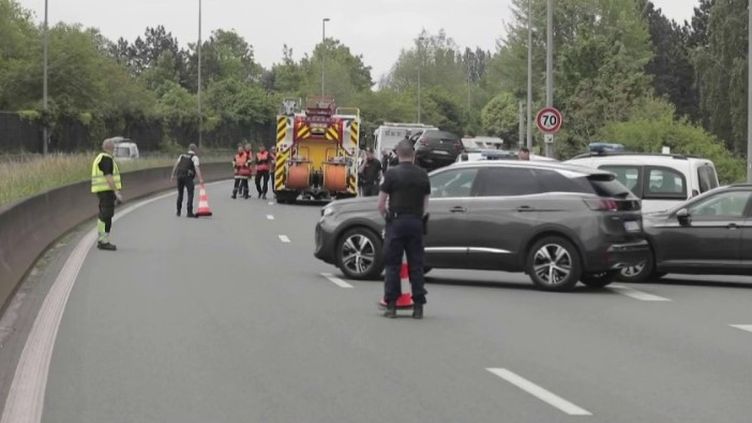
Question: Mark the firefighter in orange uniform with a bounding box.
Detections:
[232,145,251,199]
[255,145,272,199]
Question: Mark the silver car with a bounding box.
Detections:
[314,161,649,291]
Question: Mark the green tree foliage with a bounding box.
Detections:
[693,0,747,154]
[599,98,744,183]
[481,92,519,142]
[0,0,39,110]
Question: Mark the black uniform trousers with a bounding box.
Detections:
[383,215,428,304]
[97,191,116,233]
[176,176,195,214]
[361,183,380,197]
[233,177,249,198]
[256,171,270,196]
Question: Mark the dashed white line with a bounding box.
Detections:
[321,273,354,288]
[730,324,752,334]
[609,284,671,302]
[487,368,592,416]
[278,235,291,243]
[266,215,275,220]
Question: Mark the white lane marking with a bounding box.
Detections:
[730,324,752,334]
[268,201,275,206]
[487,368,592,416]
[609,284,671,302]
[267,215,275,220]
[278,235,291,243]
[0,187,185,423]
[321,273,354,288]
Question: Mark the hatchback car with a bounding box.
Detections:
[414,130,464,170]
[619,184,752,282]
[314,161,649,291]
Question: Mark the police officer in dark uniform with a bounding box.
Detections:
[170,143,204,217]
[378,140,431,319]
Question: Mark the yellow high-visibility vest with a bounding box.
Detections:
[91,153,122,193]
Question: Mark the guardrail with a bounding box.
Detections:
[0,162,232,310]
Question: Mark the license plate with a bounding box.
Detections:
[624,221,640,232]
[433,150,450,155]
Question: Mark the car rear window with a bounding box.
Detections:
[698,165,719,193]
[582,174,632,198]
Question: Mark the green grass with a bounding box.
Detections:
[0,152,228,207]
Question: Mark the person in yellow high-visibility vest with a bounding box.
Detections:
[91,138,123,251]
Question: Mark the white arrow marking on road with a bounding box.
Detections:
[278,235,291,243]
[321,273,354,288]
[730,324,752,334]
[609,284,671,302]
[267,215,275,220]
[487,368,592,416]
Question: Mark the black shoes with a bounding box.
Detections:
[231,192,237,199]
[97,242,117,251]
[383,302,397,319]
[186,212,197,218]
[176,210,181,217]
[412,304,424,320]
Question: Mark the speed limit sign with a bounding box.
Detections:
[535,107,563,134]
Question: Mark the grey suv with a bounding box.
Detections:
[314,161,649,291]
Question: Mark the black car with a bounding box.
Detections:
[314,161,649,291]
[414,130,464,170]
[619,184,752,282]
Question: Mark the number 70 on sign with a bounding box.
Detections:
[535,107,563,134]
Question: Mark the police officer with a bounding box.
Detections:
[91,138,123,251]
[377,140,431,319]
[170,143,204,217]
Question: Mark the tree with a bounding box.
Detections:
[693,0,748,154]
[641,0,698,120]
[481,92,519,142]
[0,0,40,110]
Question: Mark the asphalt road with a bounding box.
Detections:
[5,181,752,422]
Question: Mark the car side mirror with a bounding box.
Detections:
[676,208,691,226]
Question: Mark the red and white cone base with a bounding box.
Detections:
[379,261,414,310]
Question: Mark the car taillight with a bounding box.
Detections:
[584,198,619,212]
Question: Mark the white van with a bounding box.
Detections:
[111,137,140,161]
[566,153,720,212]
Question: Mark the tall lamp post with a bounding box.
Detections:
[321,17,330,96]
[526,0,533,150]
[42,0,49,155]
[418,36,425,123]
[197,0,203,148]
[544,0,554,158]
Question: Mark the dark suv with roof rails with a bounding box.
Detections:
[413,130,464,171]
[314,161,649,291]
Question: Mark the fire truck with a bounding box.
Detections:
[273,97,361,203]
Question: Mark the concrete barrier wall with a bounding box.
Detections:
[0,162,232,310]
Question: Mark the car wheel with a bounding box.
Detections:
[526,236,582,291]
[618,252,655,283]
[580,270,618,288]
[336,228,383,280]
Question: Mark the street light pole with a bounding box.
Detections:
[526,0,533,150]
[321,18,330,97]
[197,0,203,148]
[545,0,554,158]
[418,36,424,123]
[747,0,752,182]
[42,0,49,155]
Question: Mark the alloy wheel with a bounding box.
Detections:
[341,234,376,276]
[532,244,573,286]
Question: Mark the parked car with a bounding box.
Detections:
[565,152,719,213]
[456,149,558,163]
[413,130,464,170]
[111,137,140,160]
[619,184,752,282]
[314,161,649,291]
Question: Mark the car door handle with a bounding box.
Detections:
[450,206,467,213]
[517,205,535,212]
[727,223,739,230]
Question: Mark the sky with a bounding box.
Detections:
[17,0,699,81]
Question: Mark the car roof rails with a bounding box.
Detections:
[570,151,694,160]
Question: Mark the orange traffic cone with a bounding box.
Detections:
[196,184,213,217]
[379,258,414,310]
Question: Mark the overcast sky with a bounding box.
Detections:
[17,0,699,80]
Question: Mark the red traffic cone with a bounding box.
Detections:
[379,259,414,310]
[196,184,213,217]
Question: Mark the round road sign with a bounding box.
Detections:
[536,107,563,134]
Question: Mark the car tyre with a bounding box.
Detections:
[526,236,582,292]
[580,270,618,288]
[618,251,656,283]
[336,228,384,280]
